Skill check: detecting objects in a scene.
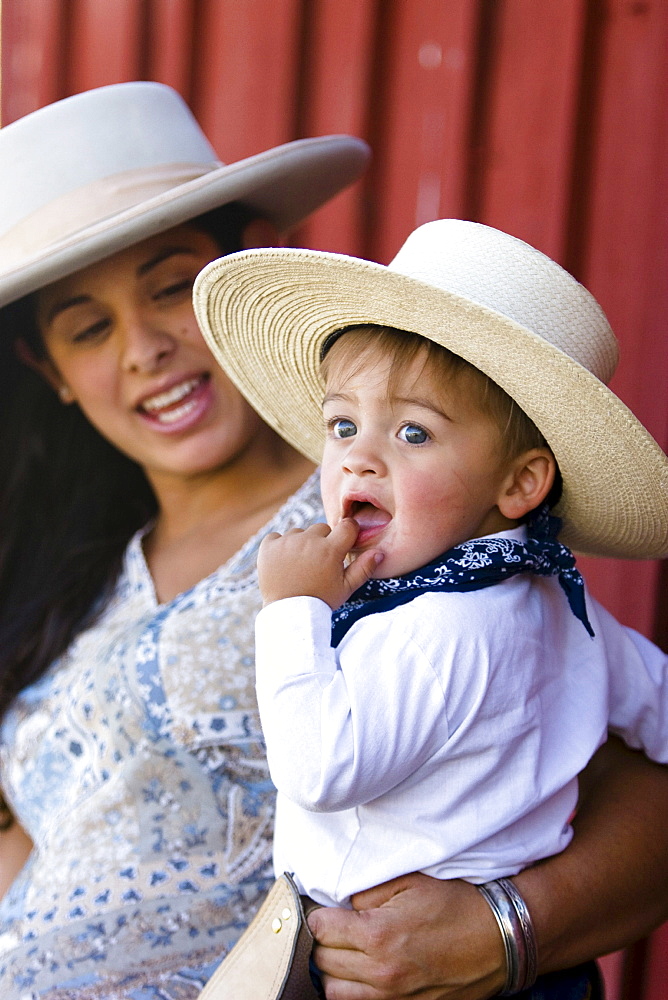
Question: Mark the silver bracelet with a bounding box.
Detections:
[477,878,538,995]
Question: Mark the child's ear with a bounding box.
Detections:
[497,447,557,521]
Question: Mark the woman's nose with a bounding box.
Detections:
[121,315,177,374]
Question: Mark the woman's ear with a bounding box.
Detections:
[497,448,557,521]
[240,217,283,250]
[15,338,74,403]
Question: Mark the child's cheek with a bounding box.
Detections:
[319,462,341,526]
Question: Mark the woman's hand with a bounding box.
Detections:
[308,738,668,999]
[308,873,505,1000]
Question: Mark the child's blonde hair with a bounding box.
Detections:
[321,324,549,462]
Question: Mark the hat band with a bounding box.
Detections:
[0,161,220,267]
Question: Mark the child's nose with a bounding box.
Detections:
[342,434,387,476]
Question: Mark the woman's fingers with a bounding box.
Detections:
[308,873,505,1000]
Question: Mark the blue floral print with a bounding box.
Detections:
[0,475,324,1000]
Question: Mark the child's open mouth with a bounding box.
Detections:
[346,499,391,546]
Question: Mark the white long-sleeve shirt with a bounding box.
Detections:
[255,532,668,907]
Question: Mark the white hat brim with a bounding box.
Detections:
[194,247,668,560]
[0,135,369,308]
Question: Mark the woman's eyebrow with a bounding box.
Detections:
[46,247,198,325]
[137,245,197,277]
[46,295,90,325]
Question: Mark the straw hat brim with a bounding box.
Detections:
[0,136,369,308]
[194,248,668,560]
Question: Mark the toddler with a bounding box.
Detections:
[194,220,668,995]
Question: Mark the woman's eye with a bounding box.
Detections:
[72,319,110,344]
[398,423,429,444]
[155,277,194,300]
[331,418,357,439]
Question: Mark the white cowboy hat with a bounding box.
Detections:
[0,81,369,308]
[193,218,668,560]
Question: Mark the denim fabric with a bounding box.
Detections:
[518,961,603,999]
[307,959,602,1000]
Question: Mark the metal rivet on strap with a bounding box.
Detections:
[271,917,282,933]
[281,908,292,920]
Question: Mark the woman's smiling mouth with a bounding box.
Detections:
[138,374,211,429]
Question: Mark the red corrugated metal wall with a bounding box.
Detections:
[1,2,666,997]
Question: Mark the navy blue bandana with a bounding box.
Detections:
[331,505,594,647]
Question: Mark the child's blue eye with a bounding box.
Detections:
[332,418,357,439]
[398,424,428,444]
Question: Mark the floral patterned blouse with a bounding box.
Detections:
[0,473,323,1000]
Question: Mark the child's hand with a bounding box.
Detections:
[257,518,383,609]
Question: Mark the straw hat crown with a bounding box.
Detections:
[388,221,618,383]
[0,82,369,307]
[194,219,668,560]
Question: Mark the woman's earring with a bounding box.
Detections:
[58,385,74,404]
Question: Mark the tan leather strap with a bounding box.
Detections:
[197,873,322,1000]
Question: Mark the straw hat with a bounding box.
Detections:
[0,81,369,308]
[193,218,668,559]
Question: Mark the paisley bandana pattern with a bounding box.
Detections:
[331,505,594,647]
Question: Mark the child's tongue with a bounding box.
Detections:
[351,502,391,536]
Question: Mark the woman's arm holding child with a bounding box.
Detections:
[309,737,668,999]
[518,737,668,972]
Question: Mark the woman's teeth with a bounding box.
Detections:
[141,377,202,422]
[153,398,198,424]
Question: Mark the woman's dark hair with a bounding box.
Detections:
[0,201,258,719]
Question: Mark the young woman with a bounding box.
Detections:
[0,82,665,1000]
